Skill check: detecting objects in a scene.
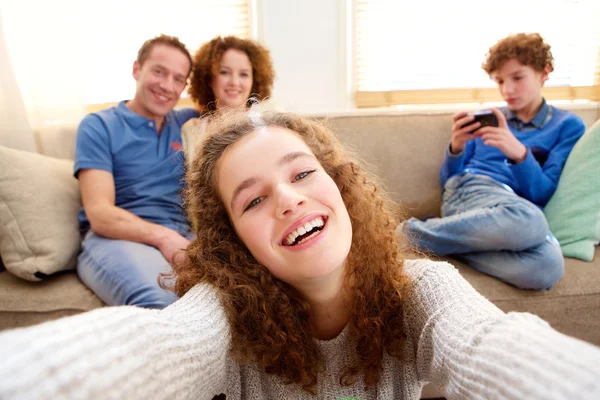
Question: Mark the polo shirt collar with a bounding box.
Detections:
[116,100,170,128]
[505,98,549,129]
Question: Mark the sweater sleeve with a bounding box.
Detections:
[510,115,585,207]
[0,284,230,400]
[440,141,474,188]
[404,260,600,400]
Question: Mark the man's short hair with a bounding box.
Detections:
[137,34,193,76]
[482,33,554,75]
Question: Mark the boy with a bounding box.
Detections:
[403,33,585,290]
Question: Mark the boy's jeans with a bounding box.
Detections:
[77,222,193,308]
[403,173,564,290]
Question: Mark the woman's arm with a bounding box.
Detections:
[404,260,600,400]
[0,284,230,399]
[181,117,209,170]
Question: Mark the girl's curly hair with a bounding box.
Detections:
[188,36,275,112]
[482,33,554,75]
[164,109,411,393]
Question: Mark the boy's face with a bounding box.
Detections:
[491,59,550,114]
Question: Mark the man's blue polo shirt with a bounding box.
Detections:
[74,101,199,234]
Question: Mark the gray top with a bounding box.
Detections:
[1,259,599,399]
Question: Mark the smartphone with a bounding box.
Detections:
[465,109,499,133]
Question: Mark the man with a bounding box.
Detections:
[402,33,585,290]
[74,34,199,308]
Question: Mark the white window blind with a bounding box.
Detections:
[355,0,600,107]
[2,0,250,106]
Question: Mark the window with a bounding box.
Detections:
[2,0,250,108]
[354,0,600,107]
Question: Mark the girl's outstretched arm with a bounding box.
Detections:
[0,283,230,399]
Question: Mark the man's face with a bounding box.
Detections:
[131,44,190,120]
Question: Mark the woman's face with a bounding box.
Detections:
[211,48,253,109]
[217,126,353,288]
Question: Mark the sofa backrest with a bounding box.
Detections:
[326,113,452,219]
[37,124,79,161]
[325,107,598,219]
[37,107,599,220]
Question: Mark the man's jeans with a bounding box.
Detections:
[77,223,192,309]
[403,173,564,290]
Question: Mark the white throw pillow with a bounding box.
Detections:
[0,146,81,281]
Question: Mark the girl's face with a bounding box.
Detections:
[217,126,353,288]
[211,49,253,109]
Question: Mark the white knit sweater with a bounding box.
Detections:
[1,260,599,399]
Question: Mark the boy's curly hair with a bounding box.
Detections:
[482,33,554,75]
[163,109,412,393]
[188,36,275,112]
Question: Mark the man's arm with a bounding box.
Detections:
[79,169,189,262]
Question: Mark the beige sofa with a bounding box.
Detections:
[0,108,599,398]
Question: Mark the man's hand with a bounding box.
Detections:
[475,108,527,163]
[450,111,481,154]
[154,228,191,264]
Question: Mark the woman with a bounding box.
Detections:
[188,35,275,112]
[182,35,276,169]
[1,109,599,399]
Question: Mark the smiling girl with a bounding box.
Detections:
[0,110,599,399]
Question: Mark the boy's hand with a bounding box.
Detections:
[450,111,480,154]
[475,108,527,163]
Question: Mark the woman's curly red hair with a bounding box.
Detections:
[165,109,411,393]
[188,36,275,112]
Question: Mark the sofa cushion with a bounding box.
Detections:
[0,271,104,329]
[544,119,600,261]
[0,146,82,281]
[441,247,600,347]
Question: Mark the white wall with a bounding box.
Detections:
[256,0,351,113]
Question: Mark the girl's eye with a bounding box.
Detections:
[244,197,264,211]
[293,170,315,182]
[220,70,229,75]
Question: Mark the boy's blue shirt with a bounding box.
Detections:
[74,101,200,234]
[440,100,585,208]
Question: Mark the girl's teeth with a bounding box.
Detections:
[284,217,326,246]
[297,230,320,245]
